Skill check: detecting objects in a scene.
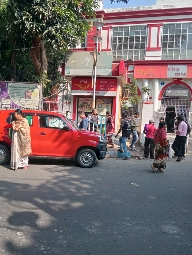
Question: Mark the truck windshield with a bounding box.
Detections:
[64,117,79,130]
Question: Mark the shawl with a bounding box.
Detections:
[154,127,167,145]
[12,118,32,157]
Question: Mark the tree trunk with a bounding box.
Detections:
[29,36,47,77]
[10,50,16,80]
[40,40,47,75]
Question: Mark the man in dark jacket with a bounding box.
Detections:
[129,112,139,151]
[79,111,88,131]
[115,114,131,160]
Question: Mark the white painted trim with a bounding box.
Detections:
[151,27,158,47]
[115,84,121,132]
[153,79,159,111]
[105,15,192,24]
[145,56,161,60]
[159,26,162,47]
[146,51,162,57]
[101,30,108,49]
[71,90,117,96]
[65,69,112,76]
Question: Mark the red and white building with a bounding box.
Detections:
[64,0,192,133]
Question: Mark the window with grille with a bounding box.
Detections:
[112,25,147,60]
[162,23,192,60]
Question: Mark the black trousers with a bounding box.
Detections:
[181,136,187,157]
[144,137,154,158]
[172,136,186,158]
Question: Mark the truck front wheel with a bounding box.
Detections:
[0,144,10,165]
[76,149,97,168]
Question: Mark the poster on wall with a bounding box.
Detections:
[96,98,112,116]
[0,82,40,109]
[77,98,93,123]
[78,98,93,113]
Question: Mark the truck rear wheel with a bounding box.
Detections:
[76,149,97,168]
[0,144,11,165]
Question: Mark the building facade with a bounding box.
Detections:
[64,0,192,133]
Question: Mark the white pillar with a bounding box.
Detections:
[142,79,148,101]
[153,79,159,112]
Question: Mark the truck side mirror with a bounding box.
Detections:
[62,126,70,131]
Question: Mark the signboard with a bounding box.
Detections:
[134,65,190,78]
[0,82,40,109]
[167,65,187,78]
[134,65,167,78]
[71,78,117,96]
[65,51,113,76]
[165,89,189,97]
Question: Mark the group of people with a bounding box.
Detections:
[143,118,169,172]
[143,115,190,173]
[78,109,99,132]
[78,109,115,147]
[9,108,191,172]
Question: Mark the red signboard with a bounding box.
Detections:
[72,78,117,91]
[134,64,192,79]
[134,65,167,78]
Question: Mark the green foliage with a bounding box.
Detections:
[0,0,97,92]
[0,0,130,94]
[141,86,150,94]
[124,79,141,107]
[5,0,97,51]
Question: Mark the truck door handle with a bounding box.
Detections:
[40,132,46,135]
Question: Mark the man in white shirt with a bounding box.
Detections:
[172,116,187,162]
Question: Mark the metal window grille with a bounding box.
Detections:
[112,25,147,60]
[162,22,192,60]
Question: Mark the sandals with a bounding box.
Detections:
[150,164,156,173]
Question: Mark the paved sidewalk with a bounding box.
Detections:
[106,136,144,159]
[167,133,192,154]
[107,133,192,159]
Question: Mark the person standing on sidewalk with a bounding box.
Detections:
[79,111,88,131]
[106,111,114,148]
[172,116,187,162]
[182,122,191,159]
[115,114,131,160]
[151,121,169,172]
[90,108,99,132]
[144,120,156,159]
[129,112,140,151]
[115,116,125,153]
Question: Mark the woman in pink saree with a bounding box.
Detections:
[11,109,32,170]
[151,121,169,173]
